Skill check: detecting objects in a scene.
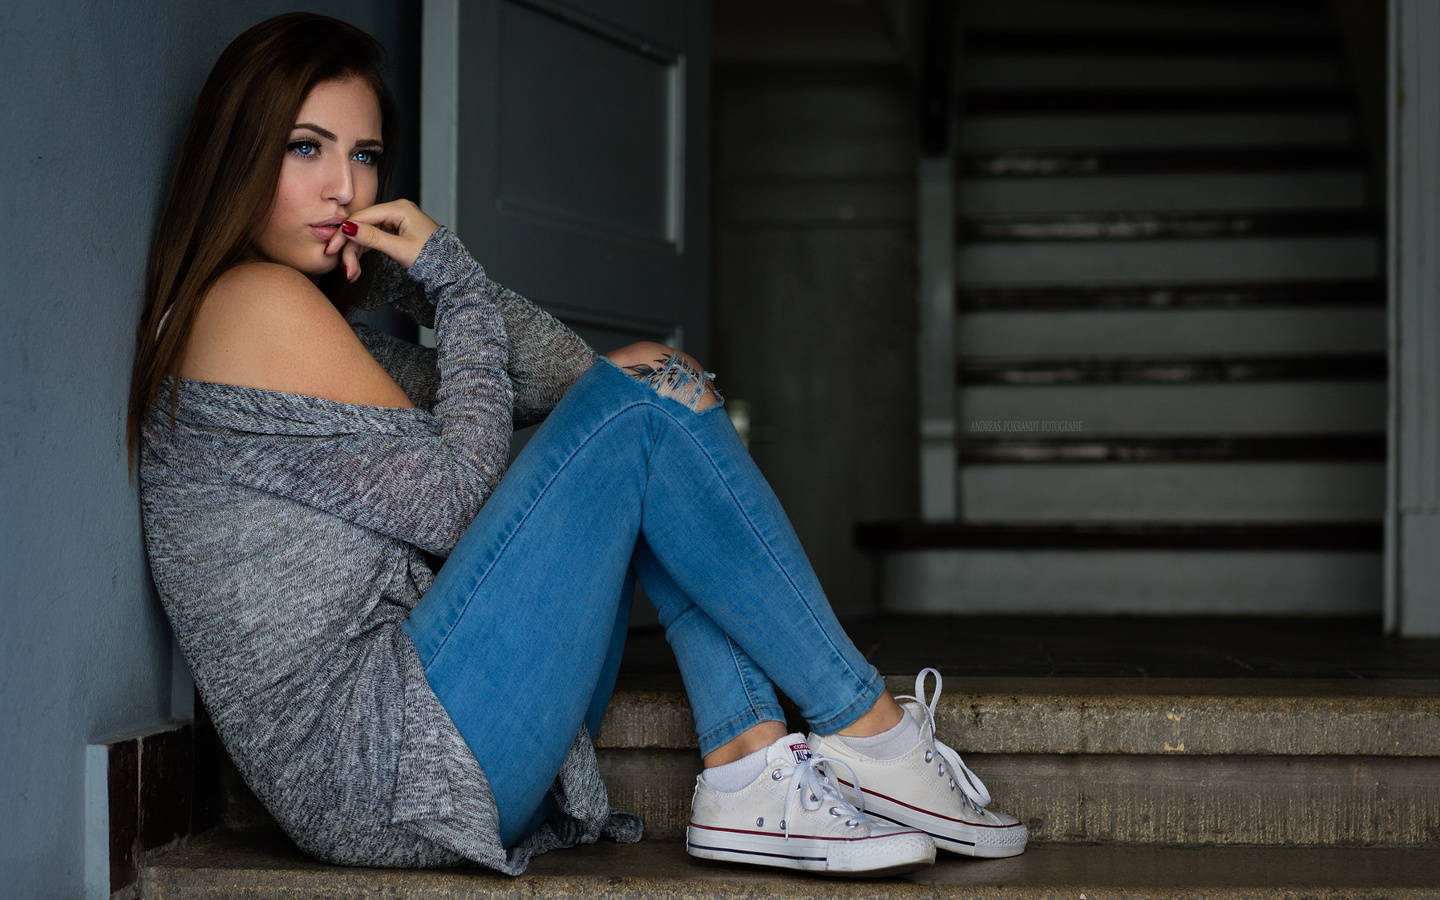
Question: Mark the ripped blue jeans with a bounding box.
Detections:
[401,358,883,847]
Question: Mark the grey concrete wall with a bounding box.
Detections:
[0,4,418,898]
[711,1,920,614]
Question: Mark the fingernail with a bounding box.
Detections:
[341,221,358,236]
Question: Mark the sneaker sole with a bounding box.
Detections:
[686,824,936,876]
[860,795,1028,859]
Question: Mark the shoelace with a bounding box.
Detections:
[895,667,993,810]
[777,754,871,839]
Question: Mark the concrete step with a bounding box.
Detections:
[142,831,1440,899]
[959,171,1367,215]
[954,234,1380,286]
[958,112,1355,150]
[194,669,1435,847]
[594,676,1438,842]
[960,306,1384,358]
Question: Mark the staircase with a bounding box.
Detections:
[141,618,1440,898]
[133,2,1440,898]
[869,0,1387,614]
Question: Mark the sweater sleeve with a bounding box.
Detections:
[492,283,598,427]
[207,228,515,556]
[357,249,597,426]
[357,252,435,329]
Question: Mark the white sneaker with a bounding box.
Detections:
[808,669,1029,859]
[686,733,936,876]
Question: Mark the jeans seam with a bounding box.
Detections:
[726,634,761,714]
[642,402,879,714]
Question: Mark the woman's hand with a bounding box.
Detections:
[325,199,440,283]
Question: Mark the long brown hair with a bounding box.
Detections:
[126,12,398,469]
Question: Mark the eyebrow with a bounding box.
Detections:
[292,123,384,149]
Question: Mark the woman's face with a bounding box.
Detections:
[255,78,383,280]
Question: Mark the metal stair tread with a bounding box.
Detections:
[962,145,1367,177]
[957,353,1386,386]
[143,831,1440,899]
[961,0,1327,35]
[958,209,1379,241]
[957,280,1384,310]
[959,110,1357,151]
[854,520,1382,552]
[957,434,1384,463]
[964,31,1339,56]
[954,234,1381,286]
[958,54,1344,94]
[962,87,1350,115]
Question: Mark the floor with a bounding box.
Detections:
[617,615,1440,681]
[148,830,1440,899]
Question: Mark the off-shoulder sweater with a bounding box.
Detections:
[138,228,641,872]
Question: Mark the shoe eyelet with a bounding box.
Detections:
[808,793,818,803]
[846,820,860,828]
[756,817,764,827]
[938,763,946,776]
[779,819,786,831]
[924,750,933,763]
[830,806,841,816]
[771,769,783,781]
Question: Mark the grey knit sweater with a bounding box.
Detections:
[139,228,642,872]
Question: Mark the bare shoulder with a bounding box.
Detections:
[209,260,320,304]
[180,262,413,408]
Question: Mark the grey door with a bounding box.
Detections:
[422,0,710,357]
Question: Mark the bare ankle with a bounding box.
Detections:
[834,691,905,738]
[703,720,788,768]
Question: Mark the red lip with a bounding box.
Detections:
[310,216,346,242]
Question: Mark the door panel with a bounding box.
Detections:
[494,2,678,246]
[425,0,707,628]
[426,0,710,357]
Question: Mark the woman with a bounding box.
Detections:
[128,12,1025,876]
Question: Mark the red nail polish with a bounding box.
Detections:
[341,221,358,236]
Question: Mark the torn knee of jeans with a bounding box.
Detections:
[625,353,720,411]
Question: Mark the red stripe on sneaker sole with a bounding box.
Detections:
[836,778,1024,831]
[687,822,924,842]
[687,841,826,863]
[866,809,976,847]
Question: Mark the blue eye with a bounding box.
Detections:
[353,149,381,167]
[287,140,319,158]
